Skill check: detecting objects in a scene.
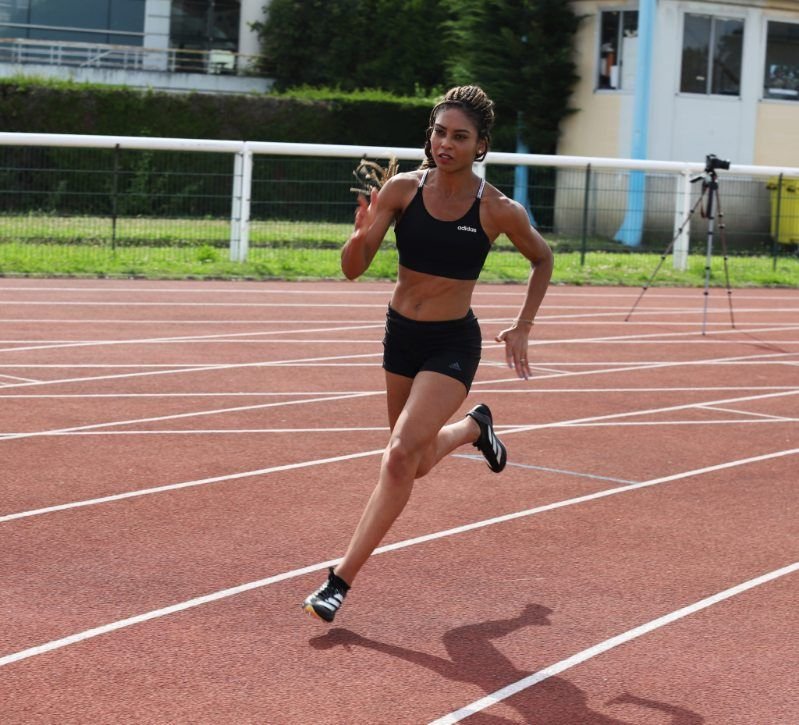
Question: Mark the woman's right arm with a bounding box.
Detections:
[340,176,408,280]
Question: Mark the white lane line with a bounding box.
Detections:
[1,284,796,301]
[0,391,379,442]
[452,455,637,485]
[0,427,391,436]
[2,320,797,356]
[0,322,385,354]
[4,318,798,328]
[1,447,795,669]
[699,405,797,421]
[4,300,797,312]
[0,352,384,390]
[499,389,799,436]
[552,419,799,427]
[479,352,798,389]
[1,386,795,398]
[0,374,39,383]
[0,344,791,393]
[4,415,795,437]
[0,447,386,524]
[3,389,797,523]
[429,561,799,725]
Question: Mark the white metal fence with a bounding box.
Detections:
[0,38,260,75]
[1,132,798,271]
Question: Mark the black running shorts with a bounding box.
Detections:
[382,306,482,391]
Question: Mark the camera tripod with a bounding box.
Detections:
[625,155,736,336]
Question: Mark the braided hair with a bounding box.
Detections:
[421,85,495,169]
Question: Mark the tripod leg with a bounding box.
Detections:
[625,192,705,322]
[714,191,736,330]
[701,182,719,337]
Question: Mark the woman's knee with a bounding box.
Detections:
[382,435,423,481]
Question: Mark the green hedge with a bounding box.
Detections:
[0,77,438,146]
[0,79,453,219]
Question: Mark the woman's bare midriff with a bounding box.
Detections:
[390,266,478,321]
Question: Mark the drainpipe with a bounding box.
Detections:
[614,0,656,246]
[513,111,535,224]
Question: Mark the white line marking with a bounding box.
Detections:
[3,318,798,327]
[0,323,384,354]
[0,373,39,383]
[1,386,795,399]
[549,419,799,427]
[452,455,637,485]
[1,447,795,669]
[499,389,799,436]
[0,345,792,394]
[428,561,799,725]
[0,427,391,436]
[0,448,386,524]
[0,391,378,442]
[698,405,796,421]
[0,352,384,390]
[3,299,797,312]
[1,284,797,301]
[3,389,797,520]
[4,415,798,437]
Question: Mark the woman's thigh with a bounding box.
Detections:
[385,370,414,431]
[389,370,469,449]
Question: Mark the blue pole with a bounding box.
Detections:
[514,113,536,224]
[514,134,536,224]
[614,0,655,246]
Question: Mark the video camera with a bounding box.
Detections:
[705,154,731,173]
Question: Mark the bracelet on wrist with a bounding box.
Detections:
[514,318,534,326]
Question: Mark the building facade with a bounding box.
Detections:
[563,0,799,167]
[0,0,272,93]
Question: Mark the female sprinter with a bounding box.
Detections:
[303,85,554,622]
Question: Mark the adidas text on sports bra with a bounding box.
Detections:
[394,170,491,281]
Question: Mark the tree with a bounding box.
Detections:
[254,0,452,95]
[446,0,581,154]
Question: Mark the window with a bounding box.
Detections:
[764,21,799,101]
[170,0,240,53]
[598,10,638,90]
[680,13,743,96]
[0,0,144,44]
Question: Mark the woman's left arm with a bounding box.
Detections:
[491,198,554,379]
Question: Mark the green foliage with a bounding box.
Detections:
[253,0,452,95]
[0,78,432,146]
[0,80,435,220]
[446,0,582,153]
[254,1,582,154]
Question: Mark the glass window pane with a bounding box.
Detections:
[598,11,620,89]
[0,0,31,25]
[681,14,710,93]
[765,21,799,100]
[212,1,238,50]
[109,0,144,33]
[30,0,108,30]
[712,18,743,95]
[598,10,637,91]
[171,0,239,53]
[171,0,211,51]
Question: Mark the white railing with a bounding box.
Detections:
[1,132,797,266]
[0,38,260,76]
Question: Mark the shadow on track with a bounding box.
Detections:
[310,603,703,724]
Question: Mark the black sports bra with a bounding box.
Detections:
[394,170,491,281]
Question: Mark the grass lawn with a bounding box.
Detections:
[0,214,796,286]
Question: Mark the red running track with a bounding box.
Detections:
[1,278,797,724]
